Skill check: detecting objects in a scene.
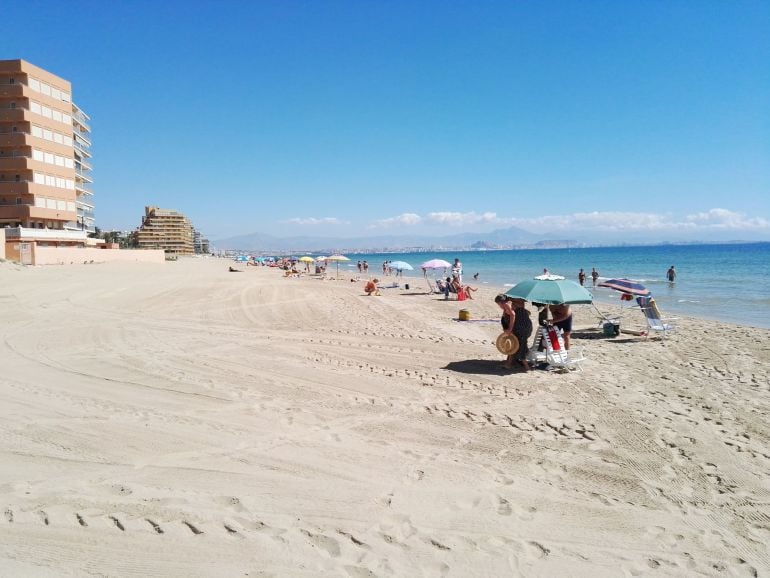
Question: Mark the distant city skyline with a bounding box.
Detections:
[4,1,769,242]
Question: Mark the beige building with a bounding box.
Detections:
[0,59,94,261]
[136,206,194,255]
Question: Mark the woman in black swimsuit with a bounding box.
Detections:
[495,295,533,371]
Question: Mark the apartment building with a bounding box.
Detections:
[0,59,94,260]
[193,229,210,254]
[135,206,195,255]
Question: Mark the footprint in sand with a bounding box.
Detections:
[216,496,248,513]
[300,529,341,558]
[526,541,550,559]
[496,496,512,516]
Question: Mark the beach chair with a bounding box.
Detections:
[438,280,466,300]
[528,325,584,371]
[637,297,677,339]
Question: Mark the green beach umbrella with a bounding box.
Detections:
[504,276,593,305]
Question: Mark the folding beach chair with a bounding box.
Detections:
[636,296,677,338]
[527,325,584,372]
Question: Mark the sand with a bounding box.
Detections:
[1,258,768,577]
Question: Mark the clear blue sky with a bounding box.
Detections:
[5,0,769,241]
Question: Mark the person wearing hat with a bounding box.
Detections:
[494,295,533,371]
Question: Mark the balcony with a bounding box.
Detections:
[72,111,91,132]
[75,181,92,195]
[74,157,92,171]
[3,226,88,242]
[0,156,34,171]
[0,199,32,206]
[72,103,90,120]
[0,83,24,98]
[75,166,93,182]
[73,131,91,147]
[0,107,31,123]
[73,139,91,157]
[0,132,30,148]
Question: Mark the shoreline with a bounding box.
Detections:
[1,258,768,576]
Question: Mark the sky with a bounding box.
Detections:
[5,0,770,242]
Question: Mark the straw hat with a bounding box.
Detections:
[496,333,520,355]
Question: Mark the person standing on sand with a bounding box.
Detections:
[667,265,676,283]
[591,267,599,286]
[495,295,532,371]
[452,258,463,283]
[549,303,573,350]
[578,268,586,286]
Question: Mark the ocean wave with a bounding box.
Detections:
[677,299,700,304]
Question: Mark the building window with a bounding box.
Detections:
[9,78,14,84]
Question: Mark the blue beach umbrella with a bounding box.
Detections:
[598,278,651,297]
[389,260,413,271]
[505,277,593,305]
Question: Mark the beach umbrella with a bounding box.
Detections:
[389,260,413,271]
[298,255,315,272]
[505,277,593,305]
[421,259,452,269]
[389,260,413,279]
[598,278,651,297]
[420,259,452,291]
[325,254,350,278]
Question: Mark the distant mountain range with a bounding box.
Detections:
[212,225,554,252]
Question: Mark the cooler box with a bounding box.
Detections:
[603,321,620,337]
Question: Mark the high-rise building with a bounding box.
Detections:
[136,206,194,255]
[0,59,94,253]
[193,229,210,254]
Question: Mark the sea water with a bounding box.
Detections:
[343,243,770,329]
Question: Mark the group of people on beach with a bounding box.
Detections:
[494,296,573,372]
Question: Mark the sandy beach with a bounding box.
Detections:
[1,258,768,577]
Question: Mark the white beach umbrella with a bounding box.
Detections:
[325,254,350,278]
